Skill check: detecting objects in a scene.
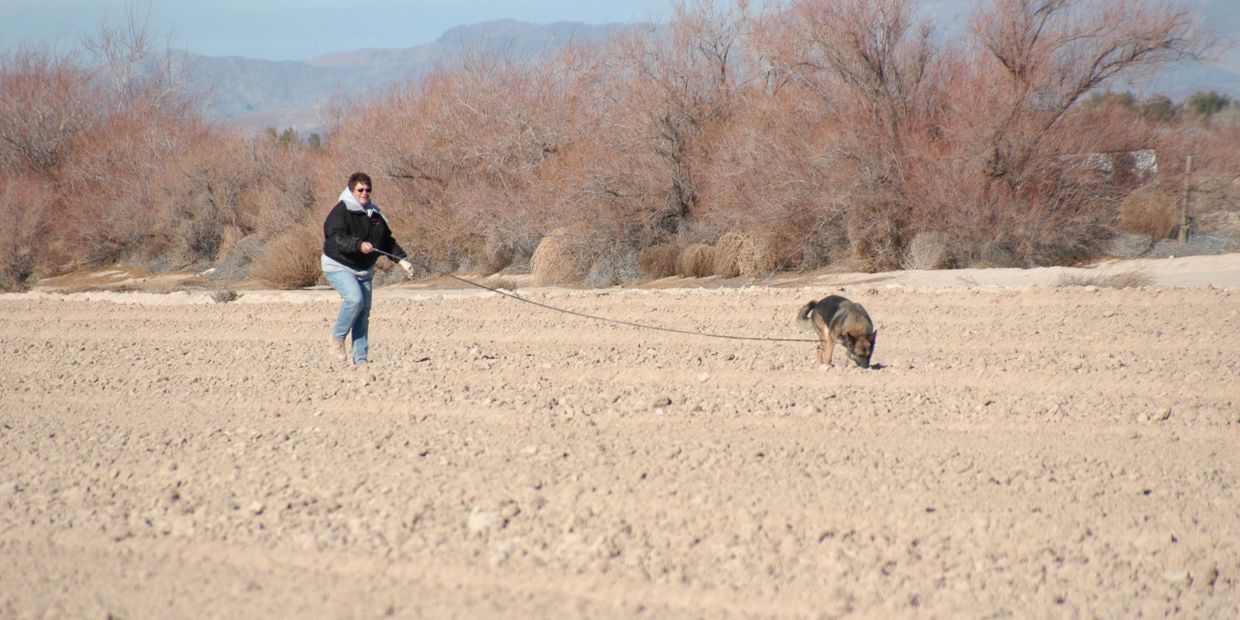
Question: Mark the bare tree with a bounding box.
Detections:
[972,0,1209,192]
[81,5,195,114]
[0,49,99,175]
[329,49,574,273]
[598,0,757,235]
[0,173,50,290]
[757,0,949,268]
[764,0,942,156]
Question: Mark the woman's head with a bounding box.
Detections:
[348,172,373,205]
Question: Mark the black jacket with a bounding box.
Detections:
[322,200,408,271]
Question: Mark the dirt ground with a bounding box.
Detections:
[3,255,1239,618]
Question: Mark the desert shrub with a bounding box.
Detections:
[479,239,516,274]
[902,231,951,270]
[0,49,99,176]
[1056,271,1151,289]
[52,114,197,268]
[1119,186,1179,240]
[0,175,48,291]
[696,89,855,273]
[1106,233,1154,258]
[462,232,526,275]
[250,170,316,239]
[250,224,322,289]
[638,242,682,279]
[754,0,1205,271]
[538,140,674,278]
[585,246,643,287]
[483,276,520,291]
[210,289,239,303]
[934,190,1117,268]
[373,262,410,287]
[1178,126,1240,239]
[713,232,745,277]
[677,244,716,277]
[445,233,487,274]
[2,1,1219,283]
[212,233,265,280]
[846,201,908,271]
[568,1,754,240]
[215,226,247,262]
[328,55,571,280]
[735,232,779,277]
[796,227,849,270]
[112,128,315,271]
[531,229,585,285]
[150,134,259,264]
[5,18,215,275]
[902,146,1120,269]
[559,229,646,286]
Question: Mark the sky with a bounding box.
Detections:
[1,0,677,60]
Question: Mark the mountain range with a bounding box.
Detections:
[176,20,641,135]
[176,9,1240,135]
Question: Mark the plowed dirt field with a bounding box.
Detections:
[3,256,1239,618]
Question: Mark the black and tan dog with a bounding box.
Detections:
[796,295,877,369]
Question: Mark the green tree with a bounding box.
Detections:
[1140,94,1178,122]
[1186,90,1233,118]
[1086,91,1137,109]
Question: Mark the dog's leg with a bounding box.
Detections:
[812,324,828,369]
[812,315,830,370]
[823,340,834,368]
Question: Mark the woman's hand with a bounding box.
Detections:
[360,242,373,254]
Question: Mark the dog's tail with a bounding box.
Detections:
[796,300,816,328]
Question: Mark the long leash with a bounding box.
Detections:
[371,249,817,343]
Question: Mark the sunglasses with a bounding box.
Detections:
[354,187,371,193]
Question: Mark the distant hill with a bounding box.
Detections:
[176,7,1239,136]
[1144,59,1240,103]
[919,0,1240,100]
[172,20,645,135]
[1107,0,1240,100]
[308,20,636,68]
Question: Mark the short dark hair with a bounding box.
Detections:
[347,172,372,190]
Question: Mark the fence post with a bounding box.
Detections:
[1179,154,1193,244]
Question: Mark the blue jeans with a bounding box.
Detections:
[324,269,373,363]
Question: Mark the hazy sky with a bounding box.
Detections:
[2,0,677,60]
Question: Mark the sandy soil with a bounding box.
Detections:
[3,255,1239,618]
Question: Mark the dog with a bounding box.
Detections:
[796,295,876,369]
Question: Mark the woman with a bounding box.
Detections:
[321,172,413,365]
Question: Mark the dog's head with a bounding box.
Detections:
[844,328,876,369]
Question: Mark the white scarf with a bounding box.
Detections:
[339,187,385,221]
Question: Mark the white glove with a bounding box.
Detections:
[398,259,413,274]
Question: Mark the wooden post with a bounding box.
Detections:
[1179,155,1193,244]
